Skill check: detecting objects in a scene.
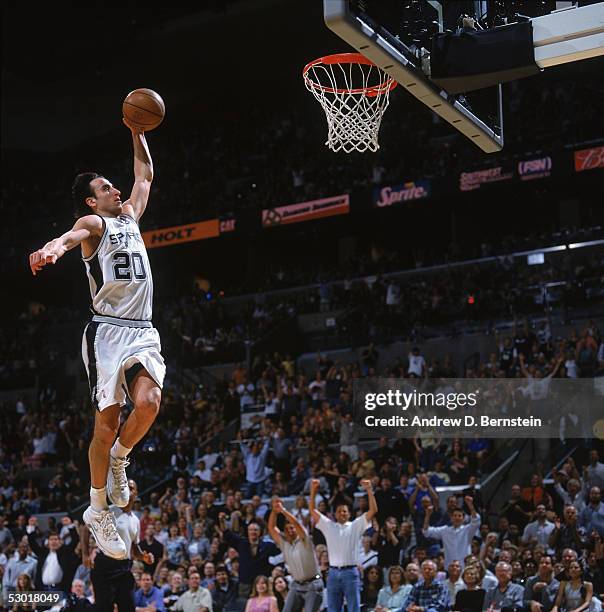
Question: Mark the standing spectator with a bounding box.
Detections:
[407,347,426,378]
[219,515,278,600]
[212,565,239,612]
[0,516,14,550]
[409,473,439,516]
[548,506,587,555]
[26,516,80,595]
[398,521,417,568]
[585,450,604,491]
[523,555,560,612]
[171,571,213,612]
[375,479,409,523]
[165,524,188,569]
[171,444,189,480]
[310,479,377,612]
[134,572,165,611]
[501,484,533,531]
[422,497,480,569]
[483,562,525,611]
[403,559,449,612]
[375,517,403,570]
[553,475,586,515]
[579,487,604,537]
[521,505,556,550]
[268,498,323,612]
[140,524,164,575]
[339,414,358,462]
[240,439,270,497]
[2,541,37,600]
[188,523,211,560]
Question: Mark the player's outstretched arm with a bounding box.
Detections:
[122,118,153,223]
[29,215,104,276]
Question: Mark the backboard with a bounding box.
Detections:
[323,0,604,153]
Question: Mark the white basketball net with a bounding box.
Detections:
[304,56,396,153]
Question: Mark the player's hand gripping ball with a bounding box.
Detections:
[122,88,165,132]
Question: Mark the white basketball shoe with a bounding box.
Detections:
[106,455,130,507]
[83,506,127,559]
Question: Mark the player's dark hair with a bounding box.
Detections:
[72,172,102,218]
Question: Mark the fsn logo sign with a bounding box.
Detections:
[518,156,552,181]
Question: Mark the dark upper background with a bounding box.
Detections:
[2,0,339,151]
[1,0,603,314]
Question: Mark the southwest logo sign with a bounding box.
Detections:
[374,180,431,207]
[518,156,552,181]
[459,166,514,191]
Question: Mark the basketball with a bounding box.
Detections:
[122,88,165,131]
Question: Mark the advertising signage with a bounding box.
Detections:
[142,217,236,249]
[459,166,514,191]
[262,194,350,228]
[574,146,604,172]
[518,156,552,181]
[373,180,431,207]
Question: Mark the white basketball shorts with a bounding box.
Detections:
[82,316,166,411]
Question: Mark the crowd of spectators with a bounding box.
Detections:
[1,312,604,608]
[3,235,602,389]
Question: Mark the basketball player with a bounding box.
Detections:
[81,479,154,611]
[268,497,323,612]
[29,119,165,559]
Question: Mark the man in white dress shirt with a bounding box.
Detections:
[521,504,555,551]
[309,478,378,612]
[422,496,480,570]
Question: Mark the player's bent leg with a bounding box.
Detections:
[89,404,121,490]
[120,368,161,448]
[107,368,161,507]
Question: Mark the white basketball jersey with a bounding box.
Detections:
[83,214,153,321]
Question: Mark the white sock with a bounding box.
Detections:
[90,486,108,512]
[111,439,132,459]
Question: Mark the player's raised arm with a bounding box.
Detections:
[122,119,153,223]
[29,215,104,276]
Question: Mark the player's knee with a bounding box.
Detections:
[136,388,161,420]
[93,418,120,446]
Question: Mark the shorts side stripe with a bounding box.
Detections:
[86,321,101,409]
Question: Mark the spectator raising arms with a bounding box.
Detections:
[268,497,323,612]
[422,496,480,569]
[310,478,378,612]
